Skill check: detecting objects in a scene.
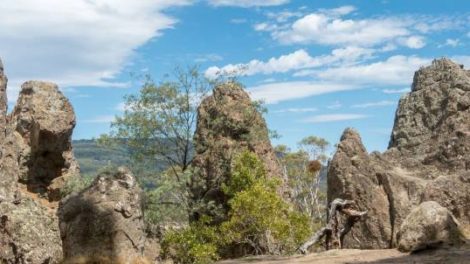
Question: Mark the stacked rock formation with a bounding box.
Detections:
[0,59,78,263]
[328,58,470,249]
[58,167,146,263]
[189,82,284,223]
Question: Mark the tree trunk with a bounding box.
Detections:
[299,198,367,254]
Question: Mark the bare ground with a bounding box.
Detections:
[219,248,470,264]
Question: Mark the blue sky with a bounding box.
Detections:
[1,0,469,152]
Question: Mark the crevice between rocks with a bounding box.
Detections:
[376,172,396,248]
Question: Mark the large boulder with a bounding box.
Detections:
[327,58,470,249]
[58,167,146,263]
[397,201,465,252]
[11,81,79,202]
[189,82,284,223]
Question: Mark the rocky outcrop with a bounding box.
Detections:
[328,58,470,249]
[58,167,146,263]
[397,201,465,252]
[0,60,78,263]
[189,82,283,223]
[11,81,79,201]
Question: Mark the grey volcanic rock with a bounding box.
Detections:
[189,81,284,223]
[0,60,79,263]
[58,167,146,263]
[327,58,470,249]
[397,201,465,252]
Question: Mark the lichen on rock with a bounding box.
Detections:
[327,58,470,249]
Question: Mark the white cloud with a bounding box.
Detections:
[324,5,356,16]
[0,0,190,101]
[399,36,426,49]
[248,81,358,104]
[258,6,465,50]
[383,88,410,94]
[206,47,374,78]
[208,0,289,7]
[327,101,342,109]
[254,22,279,32]
[272,11,411,47]
[352,100,396,108]
[273,107,317,113]
[266,11,303,23]
[303,114,367,123]
[315,55,430,86]
[440,38,460,48]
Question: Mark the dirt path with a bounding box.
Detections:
[219,248,470,264]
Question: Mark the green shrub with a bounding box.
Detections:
[163,151,312,263]
[221,152,311,255]
[161,217,222,264]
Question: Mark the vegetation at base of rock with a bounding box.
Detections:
[162,151,312,263]
[161,217,222,264]
[188,81,285,224]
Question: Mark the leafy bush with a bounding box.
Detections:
[221,152,311,255]
[163,151,312,263]
[161,217,222,264]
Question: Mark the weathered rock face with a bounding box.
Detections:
[11,81,79,201]
[58,167,146,263]
[328,58,470,249]
[397,201,465,252]
[0,60,78,263]
[189,82,283,223]
[0,199,63,263]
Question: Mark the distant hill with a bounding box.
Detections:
[72,139,131,176]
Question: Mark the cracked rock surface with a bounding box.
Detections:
[327,58,470,249]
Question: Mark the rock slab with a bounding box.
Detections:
[397,201,465,252]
